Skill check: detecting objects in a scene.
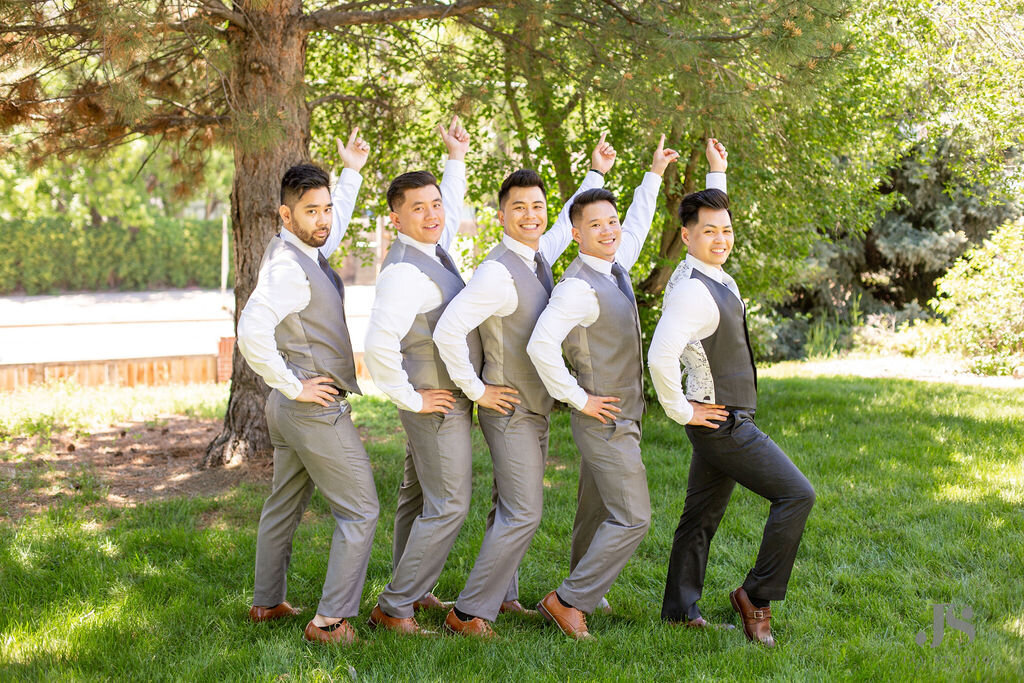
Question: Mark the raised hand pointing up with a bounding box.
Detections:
[437,115,470,161]
[650,134,680,177]
[591,131,617,175]
[336,127,370,172]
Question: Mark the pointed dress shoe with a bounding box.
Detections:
[729,587,775,647]
[368,604,431,635]
[499,600,538,616]
[249,602,301,622]
[443,609,497,639]
[303,619,358,645]
[537,591,592,640]
[413,592,453,612]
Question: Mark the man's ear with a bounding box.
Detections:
[571,226,582,244]
[680,225,690,246]
[389,211,401,232]
[278,204,291,228]
[496,209,505,227]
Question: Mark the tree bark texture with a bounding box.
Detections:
[204,1,311,467]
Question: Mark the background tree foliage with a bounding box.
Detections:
[2,0,1022,463]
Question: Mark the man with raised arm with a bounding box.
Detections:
[362,116,481,636]
[431,136,617,637]
[524,136,721,639]
[237,131,377,645]
[648,178,815,646]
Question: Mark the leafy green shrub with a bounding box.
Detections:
[0,217,231,294]
[930,217,1024,374]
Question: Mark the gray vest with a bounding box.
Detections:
[379,239,482,390]
[478,242,555,415]
[561,258,645,421]
[690,269,757,409]
[262,235,361,395]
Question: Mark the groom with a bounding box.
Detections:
[648,185,816,646]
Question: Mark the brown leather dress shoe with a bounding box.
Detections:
[443,609,497,639]
[413,593,453,612]
[729,587,775,647]
[499,600,539,616]
[537,591,592,640]
[303,619,358,645]
[249,602,301,623]
[368,604,430,635]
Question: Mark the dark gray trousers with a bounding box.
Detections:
[661,409,815,622]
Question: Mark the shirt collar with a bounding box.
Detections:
[686,253,727,283]
[501,233,538,264]
[396,232,440,259]
[280,228,321,262]
[579,251,614,275]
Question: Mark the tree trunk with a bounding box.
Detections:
[639,136,703,301]
[204,2,311,467]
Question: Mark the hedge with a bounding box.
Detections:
[0,217,232,295]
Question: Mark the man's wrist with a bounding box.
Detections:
[589,167,605,177]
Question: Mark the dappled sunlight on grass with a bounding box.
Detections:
[2,376,1023,678]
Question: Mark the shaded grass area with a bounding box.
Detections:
[2,377,1023,680]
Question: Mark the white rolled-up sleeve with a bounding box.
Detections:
[526,277,599,411]
[236,258,310,400]
[433,260,517,401]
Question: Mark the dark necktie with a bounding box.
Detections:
[435,245,466,285]
[317,252,345,303]
[534,251,554,295]
[611,261,637,307]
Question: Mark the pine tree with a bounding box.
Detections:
[0,0,497,466]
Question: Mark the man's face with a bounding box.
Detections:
[499,185,548,250]
[279,187,333,248]
[572,200,620,262]
[682,207,733,267]
[390,184,445,244]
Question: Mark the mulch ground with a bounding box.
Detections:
[1,417,273,525]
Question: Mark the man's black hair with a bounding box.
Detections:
[386,171,440,211]
[498,169,547,208]
[678,188,731,229]
[569,188,617,226]
[280,163,330,207]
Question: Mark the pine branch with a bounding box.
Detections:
[303,0,496,32]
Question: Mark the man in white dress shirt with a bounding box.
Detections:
[237,131,377,645]
[648,185,815,646]
[363,117,481,635]
[432,136,618,637]
[524,136,717,639]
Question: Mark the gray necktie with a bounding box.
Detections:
[317,252,345,303]
[435,245,466,285]
[611,261,637,307]
[534,251,554,295]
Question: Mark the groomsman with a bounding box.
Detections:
[363,117,480,635]
[648,180,815,646]
[238,131,377,645]
[432,137,618,637]
[525,135,691,639]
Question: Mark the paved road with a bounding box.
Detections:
[0,287,375,365]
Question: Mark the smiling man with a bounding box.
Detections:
[523,134,706,639]
[237,131,377,646]
[362,116,480,636]
[648,187,816,646]
[431,136,617,637]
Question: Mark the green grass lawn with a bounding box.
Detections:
[2,376,1022,680]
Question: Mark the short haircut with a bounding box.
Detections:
[678,189,731,229]
[386,171,440,211]
[280,163,330,207]
[569,188,617,226]
[498,169,546,208]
